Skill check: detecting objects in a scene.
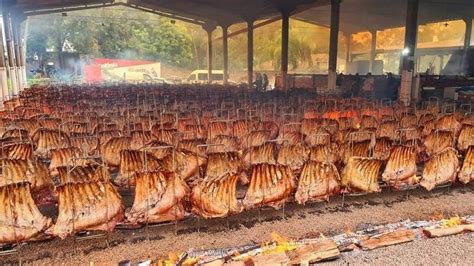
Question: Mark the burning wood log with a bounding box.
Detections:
[287,239,340,264]
[359,229,415,250]
[423,224,474,238]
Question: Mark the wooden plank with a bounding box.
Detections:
[359,230,415,250]
[288,239,340,264]
[423,224,474,238]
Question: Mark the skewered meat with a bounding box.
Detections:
[382,146,417,189]
[48,180,124,239]
[277,131,304,145]
[277,143,310,171]
[424,130,454,156]
[177,138,207,155]
[0,143,33,160]
[459,146,474,184]
[49,147,90,176]
[152,128,177,145]
[309,143,339,163]
[208,121,230,139]
[130,130,154,149]
[377,120,398,140]
[0,159,51,192]
[70,135,99,155]
[208,135,239,153]
[2,128,29,140]
[241,130,272,149]
[243,163,296,209]
[304,128,331,146]
[127,171,189,224]
[97,129,121,147]
[338,117,354,130]
[205,152,244,181]
[158,150,206,183]
[191,174,242,218]
[295,161,341,204]
[420,148,459,191]
[373,137,393,160]
[31,128,70,157]
[117,149,161,186]
[38,117,61,129]
[0,182,52,244]
[360,115,378,129]
[63,122,88,135]
[301,118,320,136]
[140,140,173,159]
[232,120,251,141]
[56,165,110,185]
[255,121,279,139]
[340,139,374,164]
[400,113,417,128]
[436,114,461,134]
[243,142,277,167]
[457,125,474,152]
[341,157,382,193]
[101,136,131,166]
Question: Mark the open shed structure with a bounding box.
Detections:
[1,0,473,105]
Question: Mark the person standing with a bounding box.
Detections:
[362,72,375,99]
[262,73,269,91]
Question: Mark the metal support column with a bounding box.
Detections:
[462,18,472,72]
[281,10,290,91]
[246,19,254,88]
[0,18,7,107]
[13,18,24,92]
[222,24,229,85]
[400,0,419,106]
[345,33,351,73]
[4,13,19,97]
[203,24,216,84]
[328,0,341,91]
[369,30,377,73]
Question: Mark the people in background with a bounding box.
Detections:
[351,73,362,97]
[262,73,269,91]
[386,72,400,100]
[254,73,263,91]
[362,72,375,99]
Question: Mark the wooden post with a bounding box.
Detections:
[328,0,341,91]
[281,10,290,90]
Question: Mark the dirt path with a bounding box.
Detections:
[3,184,473,265]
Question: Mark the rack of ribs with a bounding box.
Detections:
[48,180,124,239]
[243,142,277,167]
[0,182,52,244]
[56,165,110,185]
[341,157,383,193]
[382,146,418,189]
[424,130,454,156]
[49,147,91,176]
[420,147,459,191]
[191,174,242,218]
[457,125,474,152]
[31,128,70,158]
[243,163,296,210]
[127,171,189,224]
[277,143,310,172]
[117,149,161,186]
[459,146,474,184]
[295,161,341,204]
[100,136,131,167]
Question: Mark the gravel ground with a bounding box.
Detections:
[325,233,474,265]
[2,184,473,265]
